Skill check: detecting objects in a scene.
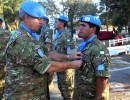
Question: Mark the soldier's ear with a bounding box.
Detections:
[60,22,64,27]
[91,26,96,33]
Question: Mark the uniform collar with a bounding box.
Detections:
[55,28,65,39]
[80,34,96,52]
[20,23,39,41]
[41,26,47,31]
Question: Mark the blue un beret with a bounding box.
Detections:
[42,16,49,21]
[56,16,69,22]
[80,15,101,28]
[20,1,45,18]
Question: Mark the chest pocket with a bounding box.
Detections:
[81,50,95,74]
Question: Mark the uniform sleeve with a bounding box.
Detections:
[67,32,75,48]
[91,45,110,77]
[7,37,51,74]
[64,31,75,54]
[34,55,51,74]
[45,29,53,44]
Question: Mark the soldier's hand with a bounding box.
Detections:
[70,60,82,69]
[69,52,82,60]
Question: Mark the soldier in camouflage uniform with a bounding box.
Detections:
[3,1,82,100]
[53,16,75,100]
[38,16,53,98]
[0,28,11,99]
[38,16,53,50]
[73,15,110,100]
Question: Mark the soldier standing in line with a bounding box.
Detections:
[38,16,53,50]
[0,28,11,99]
[53,16,75,100]
[73,15,110,100]
[38,16,54,99]
[3,1,82,100]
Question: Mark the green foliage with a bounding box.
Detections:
[59,0,98,20]
[0,0,23,29]
[39,0,59,16]
[76,1,98,18]
[38,0,98,36]
[99,0,130,27]
[59,0,98,35]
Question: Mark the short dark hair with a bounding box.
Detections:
[87,22,100,35]
[19,8,27,21]
[58,19,68,27]
[0,18,3,23]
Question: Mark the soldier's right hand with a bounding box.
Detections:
[69,52,82,60]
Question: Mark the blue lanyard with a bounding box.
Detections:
[80,35,96,52]
[55,28,65,39]
[20,23,39,41]
[41,26,47,32]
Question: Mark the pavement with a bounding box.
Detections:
[50,81,63,100]
[109,53,130,100]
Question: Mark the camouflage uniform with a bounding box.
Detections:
[0,29,11,99]
[39,26,53,99]
[39,26,53,47]
[4,27,51,100]
[53,29,75,100]
[73,37,110,100]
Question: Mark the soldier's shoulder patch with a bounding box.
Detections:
[37,48,44,58]
[100,51,105,54]
[97,64,105,71]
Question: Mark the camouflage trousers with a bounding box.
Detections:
[48,72,54,86]
[0,66,6,100]
[73,83,109,100]
[4,94,48,100]
[57,69,74,100]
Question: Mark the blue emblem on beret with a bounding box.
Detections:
[80,15,101,28]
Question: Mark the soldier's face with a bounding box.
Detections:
[79,22,95,40]
[41,19,47,26]
[54,20,62,30]
[25,15,43,32]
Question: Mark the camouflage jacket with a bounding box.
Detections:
[74,37,110,100]
[39,26,53,45]
[0,29,11,98]
[53,29,75,55]
[4,27,51,100]
[0,29,11,68]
